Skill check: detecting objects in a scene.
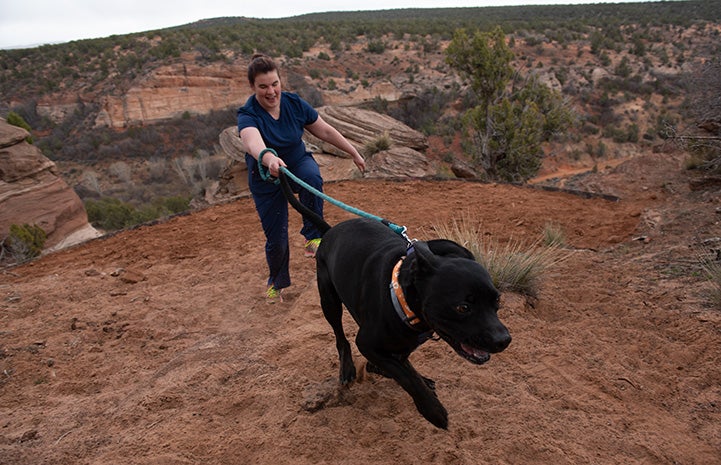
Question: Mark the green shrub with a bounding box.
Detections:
[614,56,632,78]
[6,111,33,143]
[85,198,136,231]
[2,223,47,264]
[6,111,31,131]
[160,195,192,214]
[85,196,191,232]
[367,40,386,54]
[367,40,386,55]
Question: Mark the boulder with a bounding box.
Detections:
[365,147,432,178]
[215,127,249,199]
[0,118,99,253]
[305,106,429,157]
[218,126,247,162]
[451,160,480,179]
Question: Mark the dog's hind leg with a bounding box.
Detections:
[317,267,356,385]
[324,303,356,385]
[366,361,391,378]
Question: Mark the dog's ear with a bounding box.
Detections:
[426,239,476,260]
[408,241,440,278]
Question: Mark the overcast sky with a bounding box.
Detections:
[0,0,643,50]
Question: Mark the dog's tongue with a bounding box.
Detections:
[461,343,489,361]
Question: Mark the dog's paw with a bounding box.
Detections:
[339,363,356,385]
[421,376,436,392]
[420,402,449,430]
[414,392,449,429]
[338,346,356,384]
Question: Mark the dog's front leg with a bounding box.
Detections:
[368,360,437,393]
[361,348,448,429]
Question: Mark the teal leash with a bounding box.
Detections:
[258,148,411,242]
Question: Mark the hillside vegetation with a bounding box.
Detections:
[2,1,719,98]
[1,0,720,207]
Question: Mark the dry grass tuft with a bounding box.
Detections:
[430,216,570,298]
[364,132,392,156]
[697,245,721,308]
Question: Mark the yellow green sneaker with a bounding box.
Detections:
[265,285,283,303]
[304,238,321,258]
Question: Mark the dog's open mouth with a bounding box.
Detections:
[437,332,491,364]
[456,342,491,364]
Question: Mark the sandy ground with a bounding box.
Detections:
[2,149,720,464]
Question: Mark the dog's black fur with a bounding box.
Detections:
[278,172,511,429]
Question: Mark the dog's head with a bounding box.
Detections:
[404,241,511,364]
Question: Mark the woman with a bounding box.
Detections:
[237,53,366,302]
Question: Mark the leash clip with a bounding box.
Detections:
[404,233,418,251]
[397,226,416,248]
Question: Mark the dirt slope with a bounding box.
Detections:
[2,150,720,464]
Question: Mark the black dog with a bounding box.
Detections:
[278,172,511,429]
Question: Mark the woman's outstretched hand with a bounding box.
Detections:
[353,153,366,173]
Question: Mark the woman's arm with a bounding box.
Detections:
[306,116,366,172]
[240,126,286,177]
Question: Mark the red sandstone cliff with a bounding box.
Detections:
[0,118,99,253]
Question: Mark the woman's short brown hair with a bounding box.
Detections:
[247,53,278,85]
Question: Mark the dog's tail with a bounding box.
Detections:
[278,170,331,236]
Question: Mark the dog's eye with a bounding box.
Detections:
[455,304,470,314]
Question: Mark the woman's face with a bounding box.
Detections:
[251,71,281,113]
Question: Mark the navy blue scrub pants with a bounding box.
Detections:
[247,153,324,290]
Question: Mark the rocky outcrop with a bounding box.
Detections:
[93,63,248,128]
[306,106,432,179]
[0,118,99,252]
[450,160,480,179]
[364,146,432,178]
[210,107,433,203]
[307,106,429,156]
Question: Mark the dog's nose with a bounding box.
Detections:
[490,328,512,353]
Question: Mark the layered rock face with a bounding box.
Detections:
[311,106,431,178]
[0,119,99,252]
[92,63,249,128]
